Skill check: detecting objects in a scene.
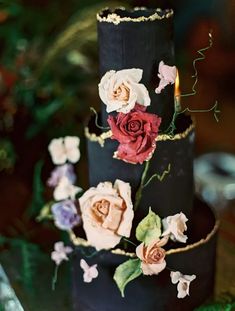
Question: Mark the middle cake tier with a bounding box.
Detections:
[85,113,194,219]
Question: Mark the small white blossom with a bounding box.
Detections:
[51,241,73,266]
[80,259,98,283]
[155,61,177,94]
[162,212,188,243]
[48,136,80,165]
[53,176,82,201]
[170,271,196,299]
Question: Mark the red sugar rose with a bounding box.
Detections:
[107,104,161,164]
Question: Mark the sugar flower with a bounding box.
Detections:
[53,176,82,201]
[155,61,177,94]
[47,164,76,187]
[108,104,161,164]
[136,238,168,276]
[162,212,188,243]
[170,271,196,299]
[51,200,80,230]
[48,136,80,165]
[80,259,99,283]
[51,241,73,266]
[79,179,134,250]
[98,68,150,114]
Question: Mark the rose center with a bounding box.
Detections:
[92,199,110,223]
[127,120,142,132]
[112,84,130,102]
[147,247,165,264]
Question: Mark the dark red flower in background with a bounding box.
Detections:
[107,104,161,164]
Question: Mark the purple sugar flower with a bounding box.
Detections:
[47,164,76,187]
[51,200,80,230]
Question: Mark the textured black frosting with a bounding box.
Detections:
[72,199,218,311]
[86,114,194,219]
[97,8,175,131]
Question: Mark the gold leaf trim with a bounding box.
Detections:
[69,231,137,257]
[97,7,174,25]
[157,122,195,141]
[84,122,195,147]
[69,219,219,258]
[84,127,112,147]
[166,219,220,256]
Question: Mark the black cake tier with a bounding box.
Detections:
[86,114,194,220]
[97,8,175,130]
[71,198,218,311]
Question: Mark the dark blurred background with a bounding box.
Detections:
[0,0,234,307]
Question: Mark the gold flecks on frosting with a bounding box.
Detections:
[69,219,219,258]
[97,7,174,25]
[85,122,195,147]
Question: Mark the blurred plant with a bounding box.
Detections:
[195,292,235,311]
[0,139,16,171]
[0,235,43,291]
[0,1,125,142]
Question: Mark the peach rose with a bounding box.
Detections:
[98,68,150,114]
[79,180,134,250]
[136,237,168,275]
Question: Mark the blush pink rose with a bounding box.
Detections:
[107,104,161,164]
[136,238,168,275]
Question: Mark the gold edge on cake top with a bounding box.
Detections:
[69,218,220,258]
[84,121,195,147]
[97,7,174,25]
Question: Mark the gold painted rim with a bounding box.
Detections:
[69,217,219,258]
[97,7,174,25]
[85,121,195,147]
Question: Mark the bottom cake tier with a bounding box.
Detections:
[71,198,219,311]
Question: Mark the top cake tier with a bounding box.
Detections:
[97,7,175,130]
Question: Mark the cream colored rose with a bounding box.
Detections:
[162,212,188,243]
[98,68,150,114]
[136,237,168,275]
[79,180,134,250]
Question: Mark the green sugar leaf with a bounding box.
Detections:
[136,207,161,245]
[113,258,142,298]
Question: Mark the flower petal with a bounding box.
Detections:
[48,138,67,165]
[64,136,81,163]
[141,260,166,276]
[115,68,143,83]
[170,271,182,284]
[80,259,89,271]
[134,83,151,107]
[115,180,134,237]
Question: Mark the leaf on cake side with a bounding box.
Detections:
[136,207,161,245]
[113,258,142,298]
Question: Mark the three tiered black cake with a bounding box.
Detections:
[48,7,219,311]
